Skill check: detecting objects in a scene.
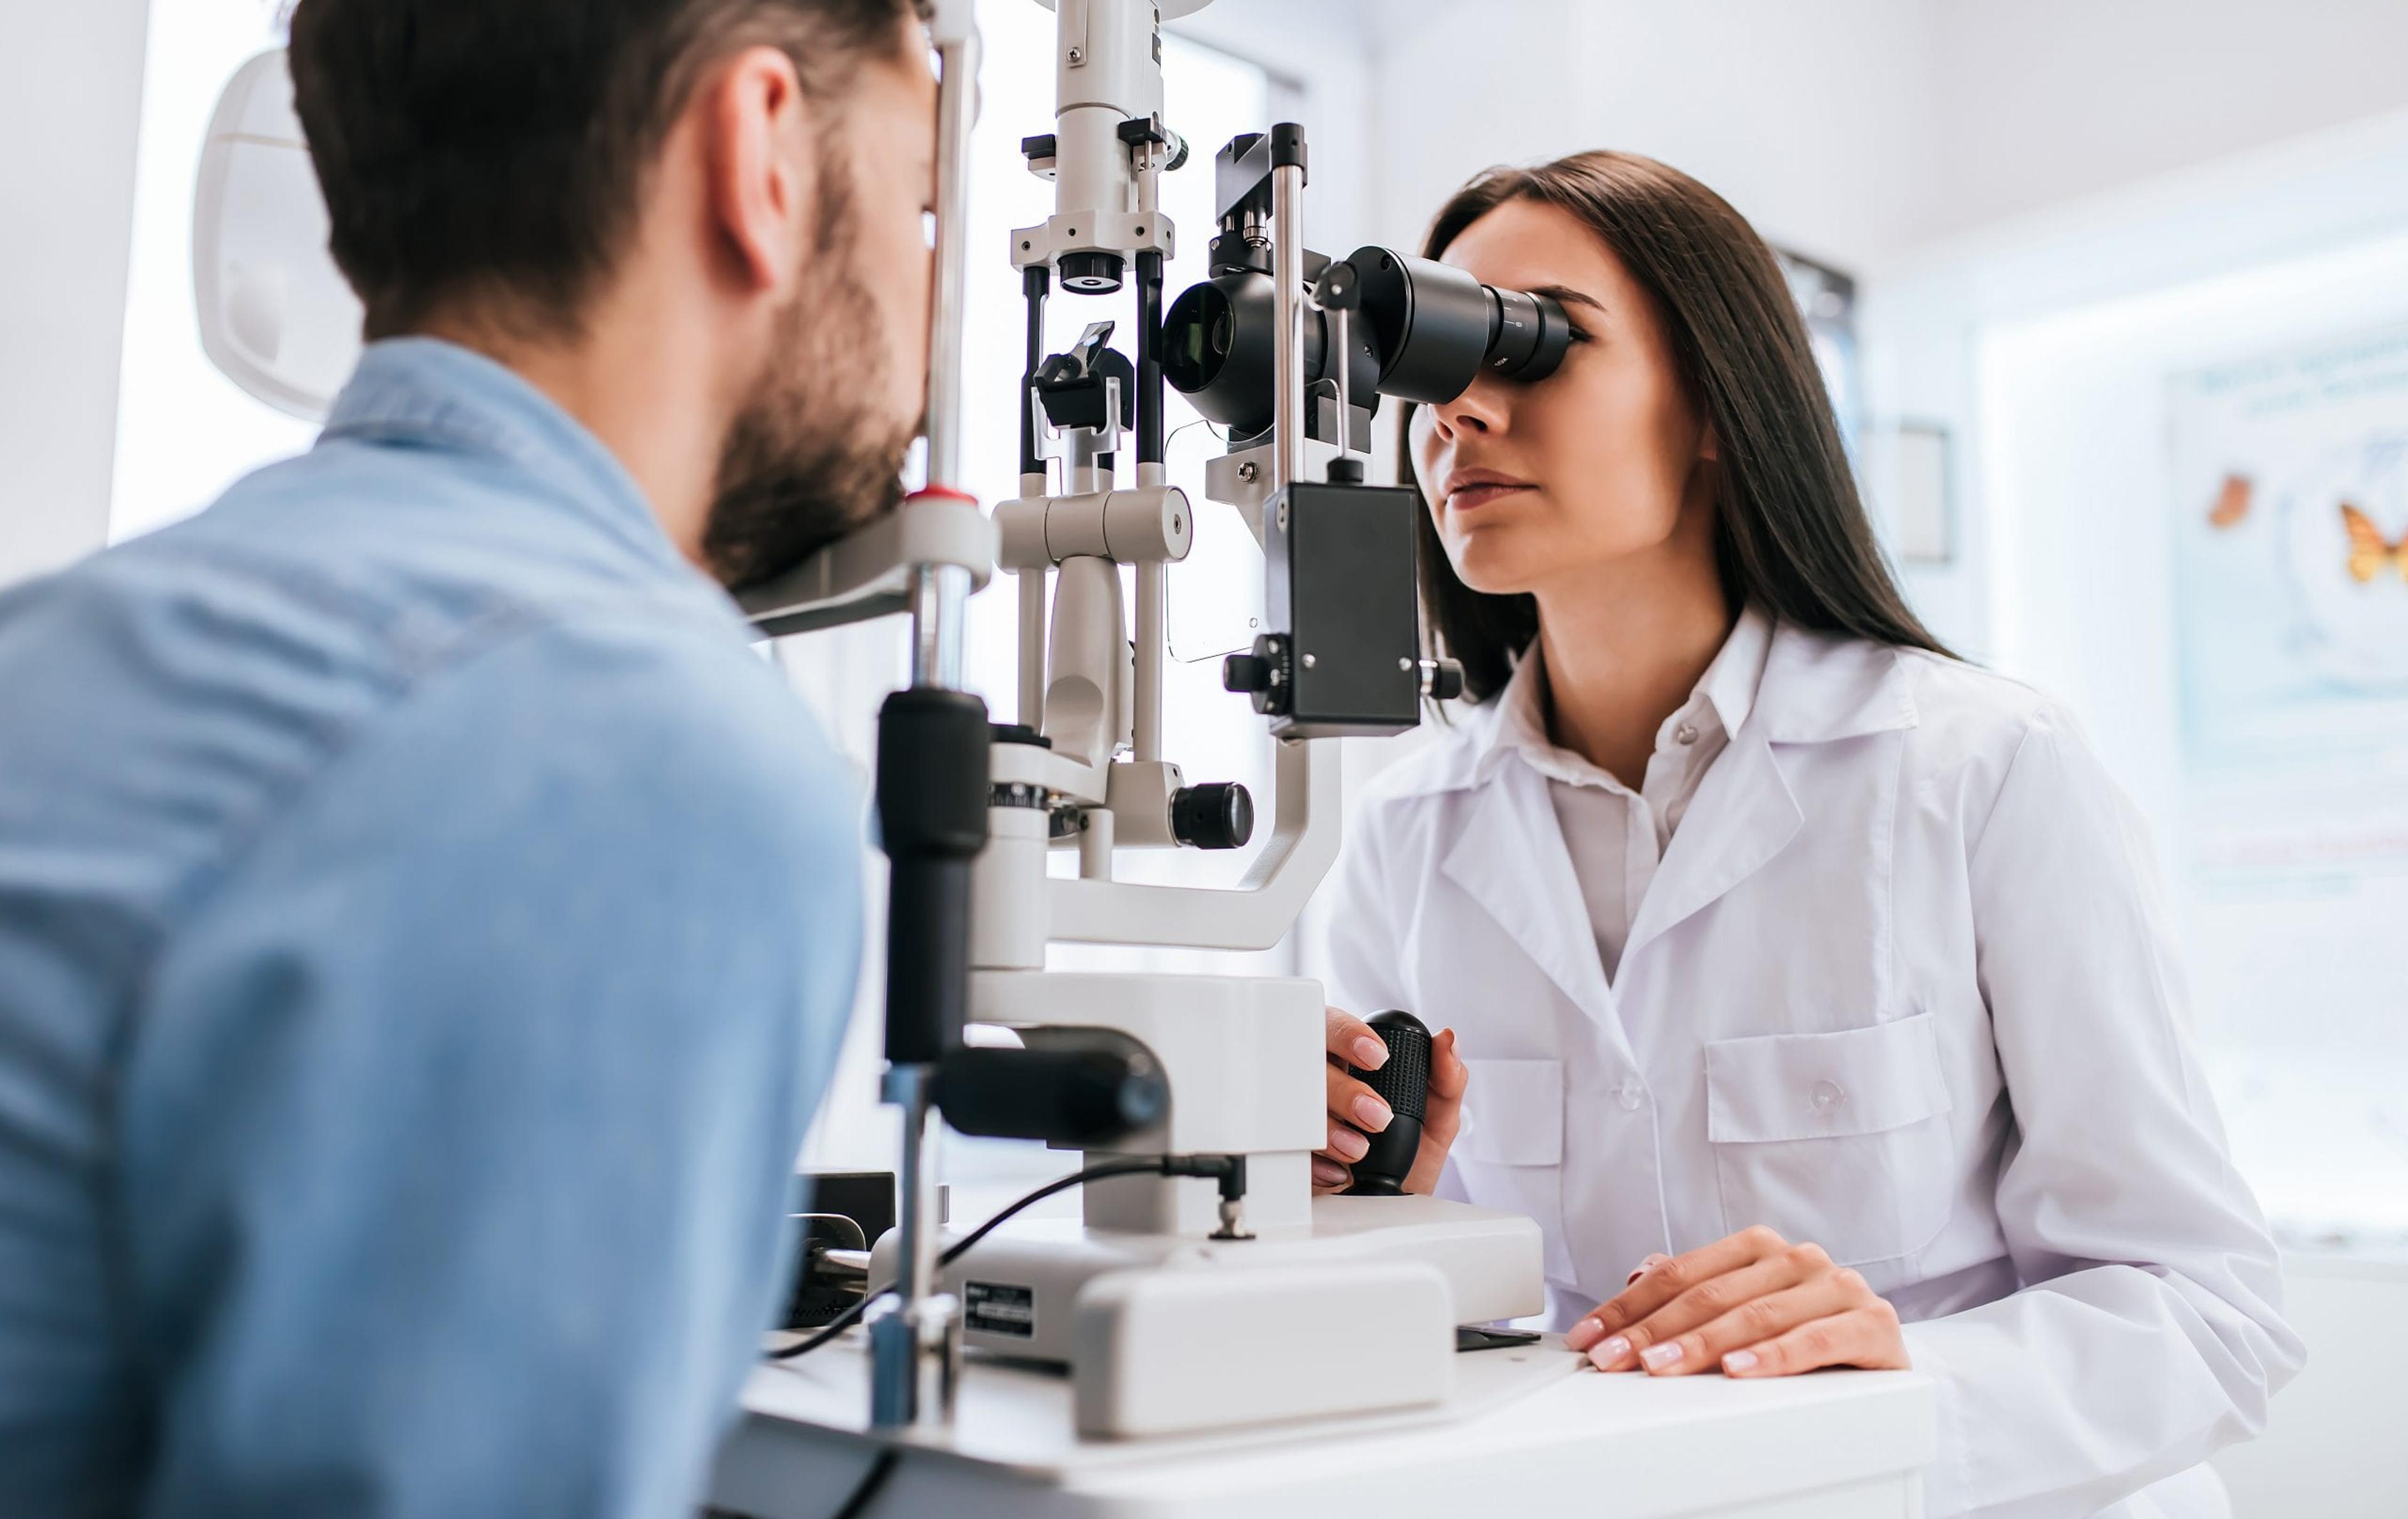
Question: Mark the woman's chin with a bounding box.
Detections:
[1446,542,1547,599]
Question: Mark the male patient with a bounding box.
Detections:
[0,1,934,1512]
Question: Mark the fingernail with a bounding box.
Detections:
[1351,1094,1393,1131]
[1722,1349,1758,1374]
[1566,1316,1605,1351]
[1627,1268,1645,1285]
[1312,1159,1348,1187]
[1352,1036,1387,1068]
[1595,1334,1631,1368]
[1329,1127,1369,1162]
[1640,1341,1684,1371]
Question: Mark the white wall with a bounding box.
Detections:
[0,0,151,588]
[1921,0,2408,244]
[1363,0,1940,271]
[2215,1256,2408,1518]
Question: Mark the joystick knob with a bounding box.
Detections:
[1343,1009,1431,1197]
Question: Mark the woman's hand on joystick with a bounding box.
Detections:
[1312,1007,1468,1196]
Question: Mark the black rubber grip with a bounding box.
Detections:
[1358,1010,1430,1122]
[1344,1010,1431,1196]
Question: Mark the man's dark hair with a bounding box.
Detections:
[287,0,917,340]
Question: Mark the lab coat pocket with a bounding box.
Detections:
[1703,1014,1954,1267]
[1454,1058,1575,1283]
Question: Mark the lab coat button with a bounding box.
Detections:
[1810,1079,1847,1114]
[1674,723,1699,746]
[1615,1081,1645,1111]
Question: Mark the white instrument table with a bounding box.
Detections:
[709,1335,1934,1518]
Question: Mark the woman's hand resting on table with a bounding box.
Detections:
[1566,1226,1910,1377]
[1312,1008,1469,1195]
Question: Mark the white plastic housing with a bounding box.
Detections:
[1072,1259,1454,1438]
[193,50,362,420]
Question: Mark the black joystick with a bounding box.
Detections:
[1342,1009,1430,1196]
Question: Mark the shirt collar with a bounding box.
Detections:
[317,337,687,575]
[1699,601,1775,739]
[1477,602,1777,789]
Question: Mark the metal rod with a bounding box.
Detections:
[1270,159,1304,493]
[1079,806,1115,880]
[908,564,972,690]
[1135,250,1164,468]
[872,20,981,1436]
[1134,559,1164,760]
[1020,267,1050,478]
[869,1064,946,1429]
[1334,303,1352,462]
[923,30,980,494]
[1018,555,1047,729]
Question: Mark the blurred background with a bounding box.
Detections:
[6,2,2405,1511]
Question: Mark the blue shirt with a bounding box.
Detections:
[0,339,863,1517]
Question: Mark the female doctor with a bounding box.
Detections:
[1314,150,2301,1518]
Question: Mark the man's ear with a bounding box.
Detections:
[700,46,818,300]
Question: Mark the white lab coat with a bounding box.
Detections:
[1324,621,2303,1519]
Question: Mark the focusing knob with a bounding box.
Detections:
[1315,258,1361,311]
[1171,782,1255,851]
[1221,634,1291,715]
[1421,658,1465,702]
[1222,653,1270,692]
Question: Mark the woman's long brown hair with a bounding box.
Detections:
[1405,150,1951,702]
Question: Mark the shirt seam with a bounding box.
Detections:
[1965,715,2043,870]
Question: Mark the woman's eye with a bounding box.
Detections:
[1565,325,1593,345]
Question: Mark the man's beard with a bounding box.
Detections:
[702,231,916,591]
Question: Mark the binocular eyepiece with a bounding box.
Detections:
[1163,246,1573,439]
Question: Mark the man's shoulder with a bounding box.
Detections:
[0,444,809,928]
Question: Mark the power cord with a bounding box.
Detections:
[765,1154,1245,1362]
[827,1449,897,1519]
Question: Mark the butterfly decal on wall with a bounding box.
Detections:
[2207,473,2252,529]
[2341,501,2408,584]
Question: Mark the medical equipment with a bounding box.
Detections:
[741,0,1558,1440]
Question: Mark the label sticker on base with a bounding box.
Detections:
[964,1280,1036,1338]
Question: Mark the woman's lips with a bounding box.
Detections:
[1448,483,1536,513]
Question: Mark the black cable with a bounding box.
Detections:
[934,1158,1163,1268]
[764,1158,1210,1362]
[827,1448,898,1519]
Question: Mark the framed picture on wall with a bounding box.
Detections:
[1892,419,1955,565]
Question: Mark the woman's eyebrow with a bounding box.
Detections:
[1526,282,1606,315]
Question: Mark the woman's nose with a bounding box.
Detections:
[1431,377,1508,438]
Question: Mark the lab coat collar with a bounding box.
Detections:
[1479,604,1775,794]
[1432,618,1918,801]
[1748,621,1920,744]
